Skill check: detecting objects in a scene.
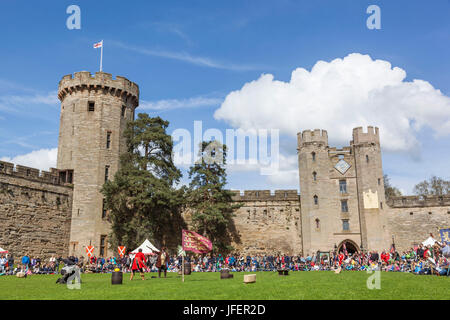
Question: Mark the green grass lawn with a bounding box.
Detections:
[0,271,448,300]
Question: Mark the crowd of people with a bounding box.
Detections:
[0,254,62,275]
[1,242,449,277]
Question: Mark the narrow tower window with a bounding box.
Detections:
[313,195,318,205]
[315,218,320,229]
[339,180,347,193]
[341,200,348,212]
[366,155,369,163]
[312,152,316,162]
[88,101,95,112]
[312,171,317,181]
[102,198,107,219]
[106,132,111,149]
[105,165,110,182]
[121,105,126,117]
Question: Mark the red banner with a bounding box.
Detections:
[118,246,126,257]
[85,245,94,257]
[182,229,212,254]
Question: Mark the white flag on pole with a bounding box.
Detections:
[93,40,104,72]
[93,40,103,49]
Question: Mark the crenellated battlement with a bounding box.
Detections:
[387,195,450,208]
[231,189,300,201]
[0,160,69,186]
[352,126,380,145]
[58,71,139,106]
[297,129,328,146]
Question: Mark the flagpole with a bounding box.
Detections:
[182,255,185,283]
[100,40,103,72]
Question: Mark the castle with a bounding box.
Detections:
[1,72,449,258]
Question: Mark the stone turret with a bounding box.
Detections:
[57,71,139,257]
[351,126,380,145]
[297,129,328,147]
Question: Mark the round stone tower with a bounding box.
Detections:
[57,71,139,257]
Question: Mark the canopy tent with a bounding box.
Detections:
[422,237,437,247]
[130,239,160,256]
[0,247,8,254]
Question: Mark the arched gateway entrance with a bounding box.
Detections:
[337,239,360,254]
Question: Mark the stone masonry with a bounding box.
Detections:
[229,190,302,255]
[0,161,72,258]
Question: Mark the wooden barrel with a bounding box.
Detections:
[111,271,123,285]
[184,262,191,275]
[220,269,230,279]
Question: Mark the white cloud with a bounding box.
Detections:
[226,152,300,186]
[1,148,57,171]
[0,91,58,114]
[214,53,450,153]
[110,40,264,71]
[2,91,58,106]
[141,96,222,111]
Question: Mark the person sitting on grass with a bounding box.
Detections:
[436,258,449,276]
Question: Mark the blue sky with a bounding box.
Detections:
[0,0,449,194]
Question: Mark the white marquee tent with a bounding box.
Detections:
[130,239,160,256]
[422,236,437,247]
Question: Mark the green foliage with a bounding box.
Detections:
[383,174,402,200]
[413,176,450,196]
[186,140,241,253]
[101,114,184,250]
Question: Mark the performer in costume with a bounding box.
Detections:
[156,247,169,278]
[130,248,146,281]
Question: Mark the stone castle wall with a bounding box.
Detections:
[230,190,302,255]
[386,195,450,252]
[0,161,73,259]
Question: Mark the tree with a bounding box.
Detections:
[101,114,184,251]
[186,140,241,253]
[413,176,450,196]
[383,174,402,200]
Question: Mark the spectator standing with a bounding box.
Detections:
[7,254,14,272]
[0,255,6,273]
[21,254,30,272]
